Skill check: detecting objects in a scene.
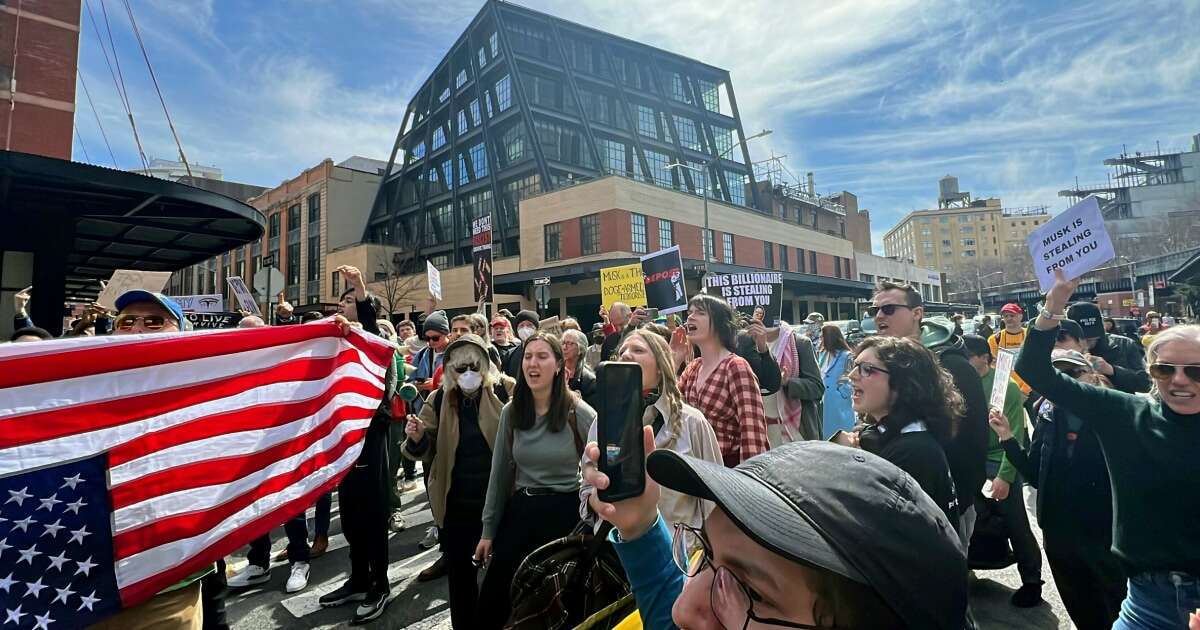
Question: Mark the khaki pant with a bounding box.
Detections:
[89,581,202,630]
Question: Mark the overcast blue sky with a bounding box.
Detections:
[73,0,1200,253]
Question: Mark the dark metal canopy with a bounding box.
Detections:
[0,150,265,301]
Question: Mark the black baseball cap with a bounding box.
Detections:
[1057,318,1085,342]
[1066,302,1104,339]
[647,441,967,630]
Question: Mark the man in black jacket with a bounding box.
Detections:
[1066,302,1151,394]
[871,282,989,548]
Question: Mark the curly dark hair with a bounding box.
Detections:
[854,336,963,442]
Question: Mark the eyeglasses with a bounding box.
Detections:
[849,360,889,377]
[114,314,169,331]
[671,522,827,630]
[453,363,480,373]
[425,334,444,343]
[865,304,912,317]
[1148,363,1200,381]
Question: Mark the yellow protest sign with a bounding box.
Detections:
[600,263,647,310]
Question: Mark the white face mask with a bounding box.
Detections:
[457,369,483,393]
[517,326,535,341]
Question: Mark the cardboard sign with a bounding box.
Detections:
[185,311,240,330]
[173,294,224,313]
[640,246,688,315]
[226,276,260,313]
[472,215,494,303]
[704,272,783,326]
[96,270,173,310]
[990,349,1017,410]
[1027,196,1115,291]
[426,260,443,301]
[538,315,563,338]
[600,263,648,310]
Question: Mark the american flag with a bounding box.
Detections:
[0,323,394,627]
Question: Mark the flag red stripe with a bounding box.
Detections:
[0,348,373,450]
[117,468,347,609]
[106,375,383,468]
[112,427,366,560]
[110,405,374,510]
[0,322,353,390]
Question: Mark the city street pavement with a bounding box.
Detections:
[226,485,1076,629]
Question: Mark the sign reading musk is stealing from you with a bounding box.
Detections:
[1026,195,1115,291]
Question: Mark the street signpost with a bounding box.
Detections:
[252,266,285,323]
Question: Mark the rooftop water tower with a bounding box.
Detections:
[938,175,971,208]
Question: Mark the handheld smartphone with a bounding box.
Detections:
[596,361,646,502]
[643,307,659,320]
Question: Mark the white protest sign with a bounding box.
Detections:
[226,276,260,312]
[1027,196,1114,291]
[426,260,443,301]
[990,349,1017,411]
[172,294,224,313]
[96,270,173,310]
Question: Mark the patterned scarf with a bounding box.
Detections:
[773,322,803,439]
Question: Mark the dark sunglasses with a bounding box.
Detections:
[850,360,889,377]
[865,304,913,317]
[453,363,480,373]
[114,314,168,331]
[425,333,444,342]
[1148,363,1200,381]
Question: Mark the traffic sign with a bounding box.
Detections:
[252,266,285,301]
[533,277,551,286]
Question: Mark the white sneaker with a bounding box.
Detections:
[227,564,270,589]
[285,562,310,593]
[418,526,438,550]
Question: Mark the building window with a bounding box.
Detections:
[722,233,734,263]
[674,116,702,151]
[469,142,488,179]
[598,138,628,175]
[458,154,470,187]
[962,250,976,257]
[725,170,747,206]
[498,124,526,166]
[478,47,487,69]
[457,109,468,136]
[495,75,512,111]
[810,250,817,273]
[669,72,692,103]
[432,125,447,151]
[780,244,789,271]
[961,238,976,246]
[307,233,320,282]
[764,242,774,268]
[643,151,672,187]
[307,193,321,223]
[269,212,281,239]
[455,69,468,89]
[287,243,301,285]
[631,213,647,254]
[701,229,715,262]
[489,32,499,57]
[797,248,806,273]
[698,79,719,112]
[658,219,673,250]
[411,141,426,161]
[544,223,561,261]
[581,214,601,255]
[470,99,482,126]
[636,105,657,139]
[710,125,733,156]
[834,256,842,277]
[329,270,339,297]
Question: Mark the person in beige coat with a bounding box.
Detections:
[402,334,512,629]
[580,329,723,530]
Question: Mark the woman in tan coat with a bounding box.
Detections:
[403,334,512,629]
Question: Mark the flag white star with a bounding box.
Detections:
[40,519,64,539]
[35,494,61,512]
[0,573,15,593]
[4,605,25,625]
[67,525,90,545]
[31,609,53,628]
[0,538,10,558]
[77,591,100,612]
[32,611,54,630]
[16,544,41,565]
[52,584,74,604]
[5,487,32,507]
[60,474,85,490]
[11,516,35,533]
[74,556,97,577]
[45,551,69,572]
[63,498,87,515]
[22,577,46,600]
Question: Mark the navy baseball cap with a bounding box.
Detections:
[115,290,185,326]
[647,441,967,630]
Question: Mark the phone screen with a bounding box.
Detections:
[644,307,659,320]
[596,362,646,502]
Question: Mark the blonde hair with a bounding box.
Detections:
[441,335,502,395]
[1145,324,1200,367]
[620,329,685,449]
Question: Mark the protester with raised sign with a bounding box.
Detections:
[473,332,595,629]
[670,294,769,466]
[1018,270,1200,629]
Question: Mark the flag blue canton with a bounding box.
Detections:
[0,454,120,629]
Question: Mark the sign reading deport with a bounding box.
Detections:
[1026,196,1114,291]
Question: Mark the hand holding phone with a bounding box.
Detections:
[584,425,661,541]
[596,362,646,502]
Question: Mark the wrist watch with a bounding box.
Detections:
[1039,307,1066,321]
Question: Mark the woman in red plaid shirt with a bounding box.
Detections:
[671,294,769,466]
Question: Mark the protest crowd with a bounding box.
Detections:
[4,251,1200,630]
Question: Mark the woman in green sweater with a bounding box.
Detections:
[1017,270,1200,630]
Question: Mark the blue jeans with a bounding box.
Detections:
[1113,571,1200,630]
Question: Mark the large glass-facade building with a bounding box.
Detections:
[366,0,760,269]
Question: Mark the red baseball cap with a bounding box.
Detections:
[1000,303,1023,315]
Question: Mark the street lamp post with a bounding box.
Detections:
[668,129,772,264]
[1118,255,1136,296]
[977,270,1004,314]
